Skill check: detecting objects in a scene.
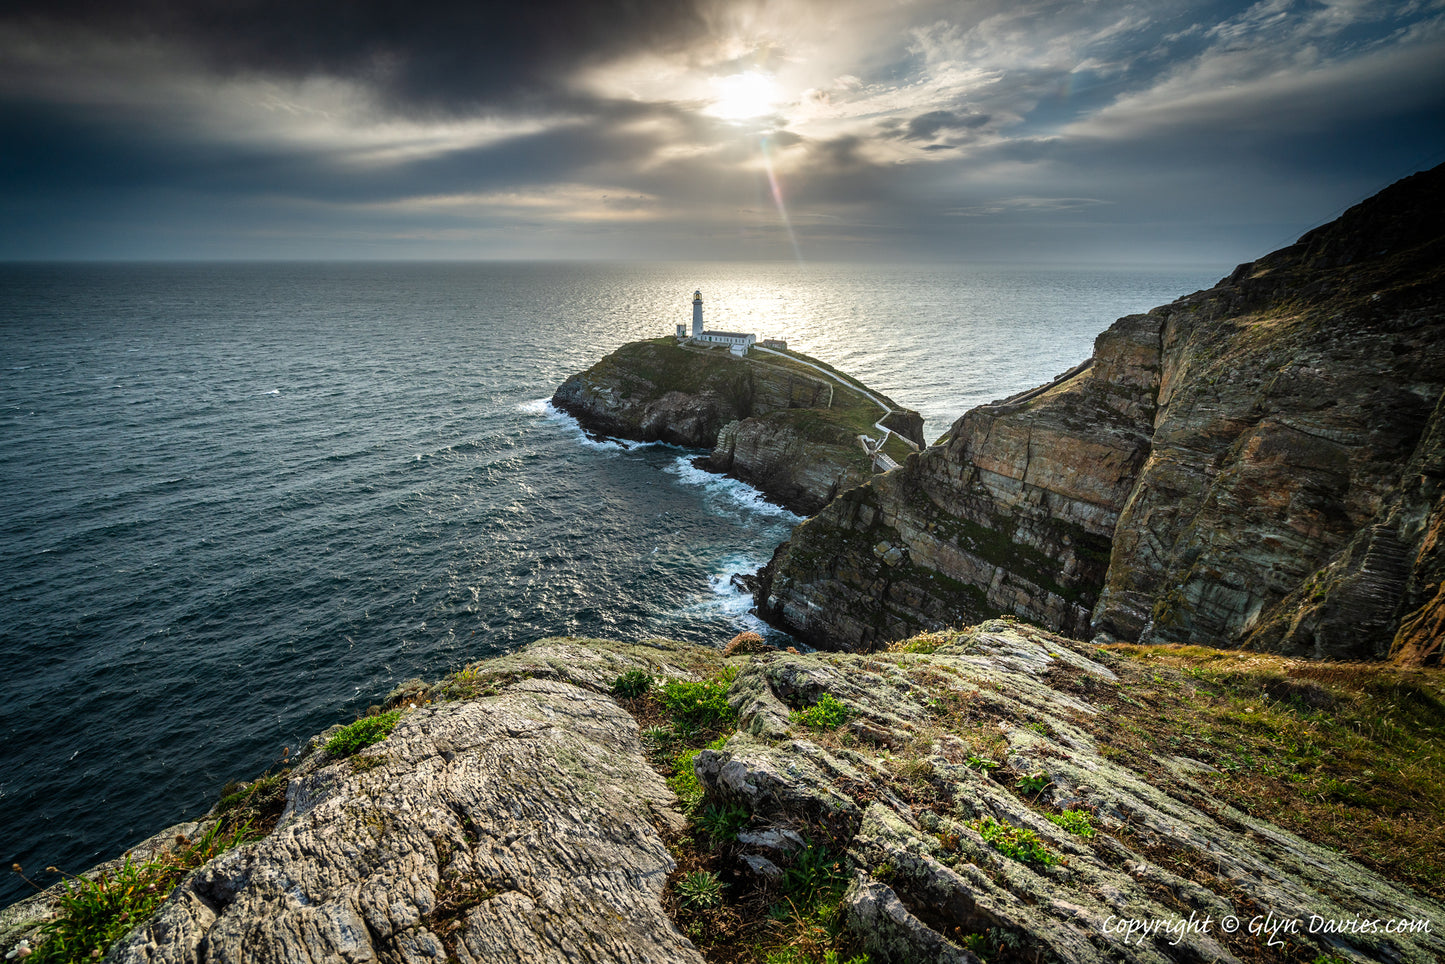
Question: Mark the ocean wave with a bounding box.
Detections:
[663,456,803,523]
[523,398,620,451]
[525,398,692,454]
[668,553,793,642]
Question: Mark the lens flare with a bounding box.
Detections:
[759,135,802,263]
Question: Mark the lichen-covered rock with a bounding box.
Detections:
[7,632,1441,964]
[696,622,1445,963]
[755,164,1445,661]
[104,639,708,964]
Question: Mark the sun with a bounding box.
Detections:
[705,71,782,120]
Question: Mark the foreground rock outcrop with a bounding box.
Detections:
[701,622,1444,963]
[553,338,925,514]
[6,630,1440,964]
[104,640,713,964]
[757,165,1445,660]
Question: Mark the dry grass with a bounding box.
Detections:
[1073,644,1445,898]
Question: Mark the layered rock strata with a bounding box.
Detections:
[756,314,1158,650]
[702,622,1444,963]
[100,640,712,964]
[707,412,875,515]
[758,165,1445,660]
[552,338,925,514]
[10,630,1440,964]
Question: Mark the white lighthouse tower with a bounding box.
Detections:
[692,289,704,338]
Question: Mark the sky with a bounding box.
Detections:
[2,0,1443,264]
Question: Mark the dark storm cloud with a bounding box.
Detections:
[0,95,684,207]
[2,0,1445,261]
[2,0,712,113]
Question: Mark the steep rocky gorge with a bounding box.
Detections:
[758,165,1445,662]
[552,338,925,514]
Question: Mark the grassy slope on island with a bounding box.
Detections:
[743,348,919,465]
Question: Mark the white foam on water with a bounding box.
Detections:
[663,456,803,523]
[671,551,792,641]
[526,398,628,452]
[527,398,695,455]
[629,439,693,453]
[707,555,761,614]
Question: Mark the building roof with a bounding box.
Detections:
[701,330,754,339]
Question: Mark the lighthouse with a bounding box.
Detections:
[692,289,704,338]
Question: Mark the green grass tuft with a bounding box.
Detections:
[973,816,1058,866]
[1046,809,1095,838]
[674,870,725,909]
[668,748,706,806]
[29,821,259,963]
[789,694,851,730]
[611,669,652,699]
[697,803,750,846]
[781,842,849,909]
[666,733,731,808]
[657,669,738,733]
[325,711,402,758]
[1013,772,1049,796]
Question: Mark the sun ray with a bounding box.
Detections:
[759,134,803,263]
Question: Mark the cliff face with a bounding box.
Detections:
[553,338,925,514]
[756,314,1160,650]
[707,413,870,514]
[758,165,1445,660]
[1096,166,1445,660]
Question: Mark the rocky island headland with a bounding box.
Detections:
[551,337,926,515]
[5,168,1445,964]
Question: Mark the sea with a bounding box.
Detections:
[0,260,1222,904]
